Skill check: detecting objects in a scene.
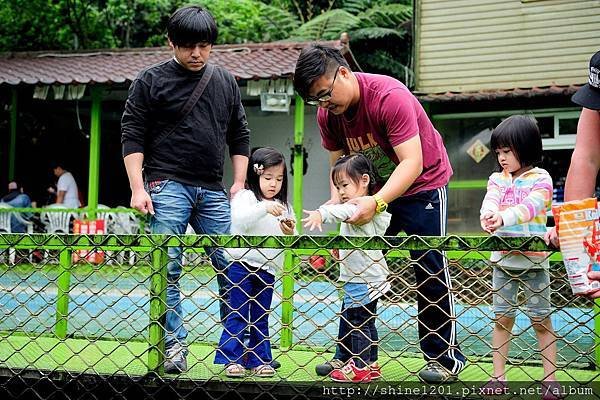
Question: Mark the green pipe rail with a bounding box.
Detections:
[1,233,599,399]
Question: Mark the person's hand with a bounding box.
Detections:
[265,201,286,217]
[482,212,503,233]
[131,188,154,215]
[480,212,494,232]
[330,249,340,261]
[47,187,56,194]
[302,210,323,232]
[279,218,295,235]
[585,271,600,298]
[346,196,376,225]
[544,226,560,248]
[229,181,245,199]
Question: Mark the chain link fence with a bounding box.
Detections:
[0,234,599,399]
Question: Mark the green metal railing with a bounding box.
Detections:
[1,233,599,399]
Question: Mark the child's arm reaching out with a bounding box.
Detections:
[302,203,358,232]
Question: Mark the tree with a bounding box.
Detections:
[1,0,413,85]
[286,0,414,86]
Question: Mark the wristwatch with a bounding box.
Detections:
[373,194,388,213]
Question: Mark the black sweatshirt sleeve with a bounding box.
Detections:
[121,78,151,158]
[226,78,251,157]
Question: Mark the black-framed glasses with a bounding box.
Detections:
[305,67,340,106]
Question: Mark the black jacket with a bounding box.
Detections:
[121,59,250,190]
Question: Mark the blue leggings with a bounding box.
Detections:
[214,262,274,368]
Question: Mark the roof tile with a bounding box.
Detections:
[0,41,340,86]
[416,85,583,103]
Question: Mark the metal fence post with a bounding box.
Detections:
[148,244,168,375]
[55,247,73,340]
[280,250,296,349]
[595,298,600,370]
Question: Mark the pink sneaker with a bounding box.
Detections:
[370,362,382,380]
[330,360,372,383]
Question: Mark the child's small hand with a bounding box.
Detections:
[484,212,503,233]
[279,218,295,235]
[265,201,286,216]
[480,212,493,232]
[302,210,323,232]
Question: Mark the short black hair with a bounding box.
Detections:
[167,5,218,47]
[247,147,289,206]
[331,153,377,195]
[293,44,349,100]
[49,161,64,170]
[490,115,543,169]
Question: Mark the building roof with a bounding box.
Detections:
[416,84,583,103]
[0,41,341,86]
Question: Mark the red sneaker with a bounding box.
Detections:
[370,362,381,380]
[330,360,372,383]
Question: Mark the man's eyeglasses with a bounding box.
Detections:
[305,67,340,106]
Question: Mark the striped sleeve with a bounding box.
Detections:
[480,174,502,216]
[499,174,552,227]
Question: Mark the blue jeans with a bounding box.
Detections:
[214,262,274,368]
[333,299,378,368]
[148,180,231,349]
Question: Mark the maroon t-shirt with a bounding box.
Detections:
[318,73,452,196]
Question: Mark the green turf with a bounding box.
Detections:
[1,334,598,385]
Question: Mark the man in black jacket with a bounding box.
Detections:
[121,5,250,374]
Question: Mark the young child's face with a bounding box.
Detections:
[333,171,369,203]
[259,163,284,200]
[495,147,521,174]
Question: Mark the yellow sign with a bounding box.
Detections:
[467,139,490,163]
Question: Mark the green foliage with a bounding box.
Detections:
[0,0,414,85]
[291,9,360,40]
[0,0,73,51]
[289,0,414,85]
[360,3,412,28]
[202,0,299,44]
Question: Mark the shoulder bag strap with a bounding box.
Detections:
[152,63,215,148]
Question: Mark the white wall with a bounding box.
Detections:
[222,105,337,234]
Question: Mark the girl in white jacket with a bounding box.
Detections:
[303,153,391,383]
[214,147,296,378]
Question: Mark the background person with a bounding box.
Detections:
[48,162,80,208]
[1,181,32,232]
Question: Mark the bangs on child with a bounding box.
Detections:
[490,115,543,168]
[331,153,377,195]
[247,147,289,203]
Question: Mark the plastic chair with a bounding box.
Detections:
[41,204,78,260]
[0,203,12,233]
[112,207,139,265]
[0,203,34,264]
[41,204,78,233]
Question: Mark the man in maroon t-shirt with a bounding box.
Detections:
[294,44,465,383]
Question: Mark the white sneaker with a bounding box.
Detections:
[164,343,188,374]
